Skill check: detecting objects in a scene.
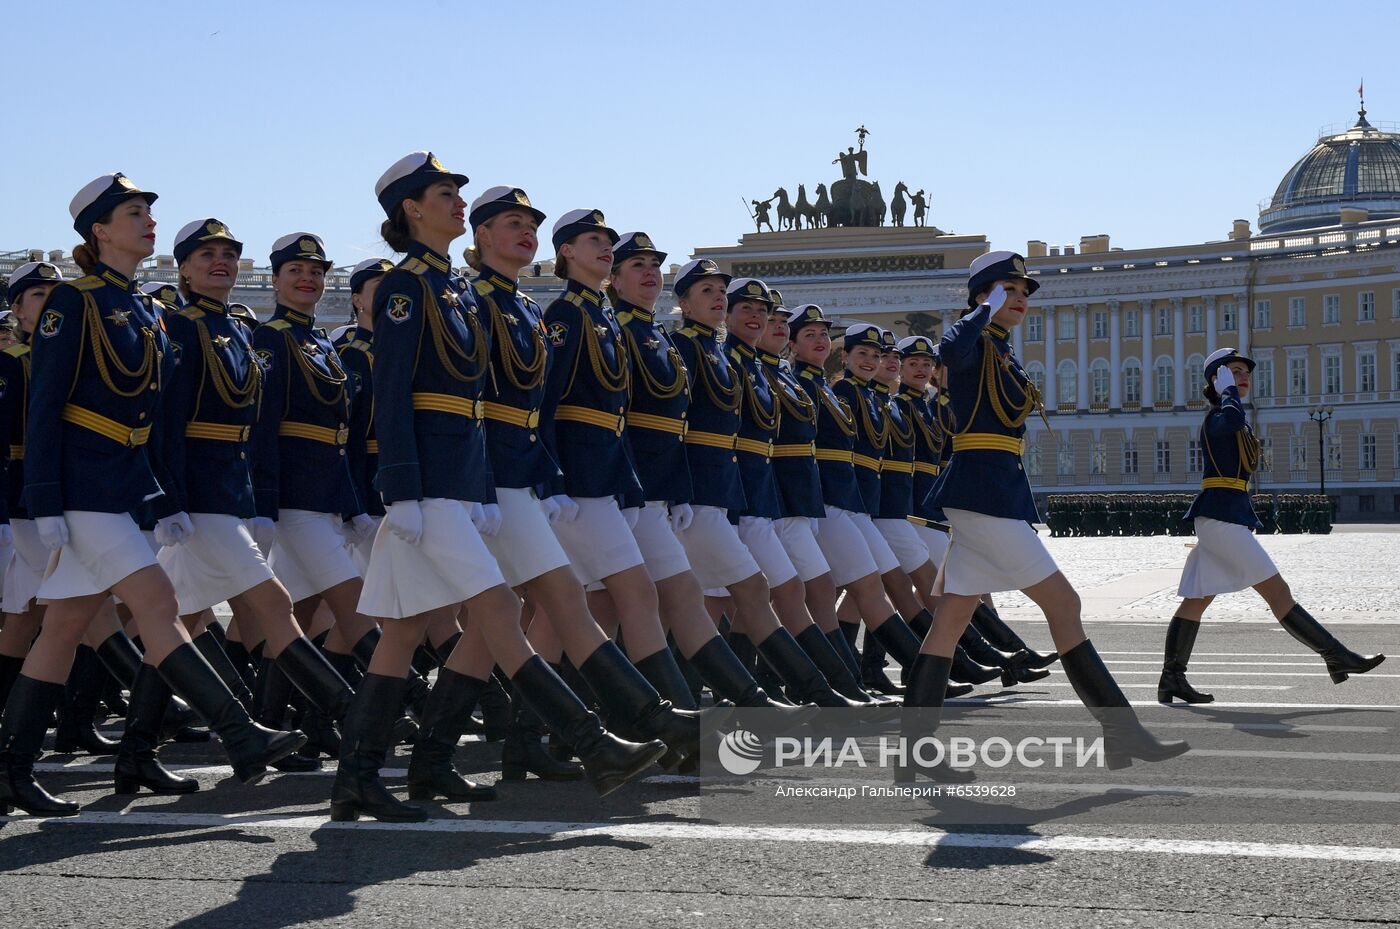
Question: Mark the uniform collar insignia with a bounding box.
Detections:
[277,305,314,327]
[96,263,132,291]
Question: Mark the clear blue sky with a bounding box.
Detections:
[5,1,1394,269]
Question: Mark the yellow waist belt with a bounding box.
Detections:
[915,461,941,476]
[185,421,250,442]
[482,401,540,429]
[413,392,482,419]
[555,404,625,436]
[736,437,774,457]
[365,440,380,454]
[951,433,1025,455]
[279,421,349,446]
[1201,477,1248,492]
[627,411,686,436]
[9,444,23,461]
[881,459,915,475]
[852,452,881,472]
[685,430,738,451]
[772,442,816,458]
[814,448,854,465]
[62,404,151,448]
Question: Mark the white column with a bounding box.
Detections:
[1140,301,1153,405]
[1236,293,1250,356]
[1075,303,1089,410]
[1043,306,1057,412]
[1204,295,1218,355]
[1108,298,1122,408]
[1172,297,1185,407]
[1013,320,1023,359]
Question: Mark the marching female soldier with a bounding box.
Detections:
[1159,347,1384,703]
[335,155,669,823]
[341,257,394,575]
[910,250,1186,772]
[895,335,1055,688]
[146,217,356,793]
[0,174,305,816]
[247,232,382,767]
[668,265,863,707]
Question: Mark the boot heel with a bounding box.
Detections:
[500,763,529,782]
[1,802,11,815]
[1157,688,1173,704]
[329,801,360,822]
[113,777,139,795]
[1329,669,1349,684]
[1105,751,1132,770]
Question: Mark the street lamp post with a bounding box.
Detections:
[1308,405,1334,498]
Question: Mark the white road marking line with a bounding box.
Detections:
[1006,683,1295,690]
[1105,660,1336,667]
[967,697,1400,709]
[5,810,1399,864]
[1104,670,1399,678]
[32,761,693,788]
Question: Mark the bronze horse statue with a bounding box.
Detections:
[793,184,814,230]
[773,187,799,231]
[809,183,830,228]
[890,181,909,227]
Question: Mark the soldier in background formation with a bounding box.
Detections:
[1046,493,1335,537]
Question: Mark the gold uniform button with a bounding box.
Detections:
[529,435,537,443]
[680,411,687,420]
[239,452,246,460]
[731,456,738,463]
[138,412,146,421]
[339,449,346,456]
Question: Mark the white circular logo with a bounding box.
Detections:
[717,728,764,775]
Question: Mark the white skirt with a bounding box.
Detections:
[1177,517,1279,598]
[873,517,932,574]
[268,509,360,603]
[773,516,830,583]
[351,516,382,576]
[481,487,571,588]
[550,496,646,586]
[939,508,1058,596]
[38,511,159,600]
[676,505,761,591]
[813,507,880,587]
[848,511,900,576]
[631,501,691,583]
[3,519,47,613]
[158,514,277,616]
[915,522,951,570]
[358,498,506,619]
[736,516,798,589]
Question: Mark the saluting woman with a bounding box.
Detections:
[1159,348,1384,704]
[334,155,668,823]
[146,217,356,793]
[913,250,1185,773]
[668,265,862,707]
[0,174,305,817]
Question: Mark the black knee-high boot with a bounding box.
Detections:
[274,637,355,757]
[95,630,208,743]
[756,628,867,709]
[502,678,586,782]
[406,669,498,802]
[158,643,307,783]
[193,630,255,712]
[1059,640,1190,769]
[510,656,666,796]
[1277,604,1386,683]
[0,676,80,816]
[859,627,905,695]
[685,636,821,723]
[873,617,975,700]
[795,626,891,706]
[577,642,703,770]
[253,656,319,771]
[958,625,1052,687]
[330,673,425,822]
[351,627,430,721]
[970,603,1058,669]
[223,639,257,692]
[0,654,23,712]
[54,645,118,754]
[897,654,974,784]
[951,643,1002,686]
[114,663,199,795]
[633,648,700,710]
[1157,617,1213,704]
[827,628,862,680]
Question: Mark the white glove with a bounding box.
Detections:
[983,284,1008,313]
[1212,366,1235,395]
[471,502,502,537]
[154,512,195,547]
[539,495,561,522]
[341,514,376,545]
[248,516,276,550]
[669,503,695,533]
[622,506,641,530]
[545,495,579,524]
[385,500,424,545]
[37,515,70,552]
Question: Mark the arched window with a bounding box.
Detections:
[1155,356,1174,404]
[1057,359,1077,406]
[1123,358,1142,403]
[1186,354,1205,401]
[1090,358,1110,404]
[1025,361,1046,397]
